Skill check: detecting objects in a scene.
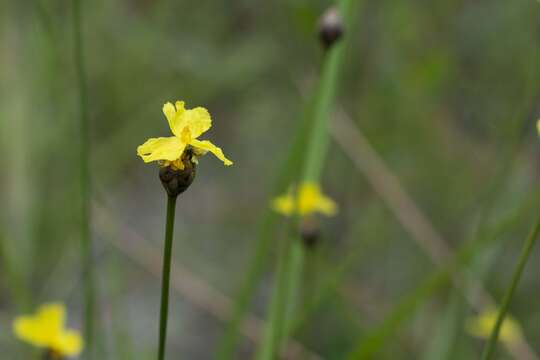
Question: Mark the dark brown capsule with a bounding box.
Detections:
[159,155,197,198]
[42,349,62,360]
[300,217,321,250]
[318,7,344,50]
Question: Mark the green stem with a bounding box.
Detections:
[72,0,94,357]
[256,1,363,358]
[346,196,539,360]
[256,225,294,360]
[158,196,177,360]
[301,0,359,183]
[0,232,29,309]
[282,241,305,339]
[215,94,314,360]
[272,0,361,352]
[480,215,540,360]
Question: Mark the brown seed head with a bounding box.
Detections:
[318,7,344,50]
[300,217,321,250]
[159,152,197,197]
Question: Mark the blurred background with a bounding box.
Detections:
[1,0,540,359]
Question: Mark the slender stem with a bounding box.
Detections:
[480,215,540,360]
[301,0,359,183]
[281,241,305,339]
[256,227,294,360]
[269,0,361,353]
[256,1,362,358]
[72,0,94,358]
[0,232,29,310]
[215,93,315,360]
[158,196,177,360]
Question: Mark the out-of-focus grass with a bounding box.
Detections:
[347,188,540,359]
[481,217,540,360]
[2,0,540,359]
[257,0,362,358]
[216,94,314,359]
[71,0,96,356]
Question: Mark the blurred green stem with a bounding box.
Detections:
[346,193,540,359]
[256,229,294,360]
[72,0,94,357]
[301,34,344,182]
[480,215,540,360]
[301,0,360,182]
[223,1,359,357]
[274,0,360,351]
[158,196,177,360]
[0,232,29,309]
[215,96,314,359]
[282,241,305,337]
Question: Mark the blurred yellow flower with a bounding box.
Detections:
[465,308,522,345]
[272,182,337,217]
[537,119,540,135]
[137,101,233,169]
[13,303,83,357]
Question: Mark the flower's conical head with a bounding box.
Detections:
[159,155,197,197]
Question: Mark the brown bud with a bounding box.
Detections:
[159,155,197,198]
[300,217,321,250]
[318,7,344,50]
[43,349,62,360]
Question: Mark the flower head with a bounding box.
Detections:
[537,119,540,136]
[272,182,337,217]
[318,7,344,49]
[13,303,83,357]
[137,101,233,170]
[465,308,522,345]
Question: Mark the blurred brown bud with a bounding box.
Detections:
[42,349,62,360]
[318,7,344,50]
[159,155,197,198]
[300,217,321,250]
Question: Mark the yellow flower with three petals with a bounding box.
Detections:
[465,308,523,345]
[13,303,83,357]
[137,101,233,169]
[272,182,337,217]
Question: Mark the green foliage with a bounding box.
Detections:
[1,0,540,358]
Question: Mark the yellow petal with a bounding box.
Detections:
[14,316,51,348]
[162,101,210,138]
[36,303,65,332]
[163,102,176,132]
[137,136,186,163]
[175,101,186,112]
[53,329,83,356]
[162,101,186,137]
[180,127,192,144]
[271,194,295,216]
[161,159,185,171]
[298,183,337,216]
[190,139,233,166]
[466,308,522,345]
[537,119,540,136]
[184,107,212,139]
[297,183,318,216]
[315,194,338,216]
[13,303,83,357]
[13,303,65,348]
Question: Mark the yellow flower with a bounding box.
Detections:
[13,303,83,357]
[465,308,523,345]
[272,182,337,217]
[137,101,233,169]
[537,119,540,135]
